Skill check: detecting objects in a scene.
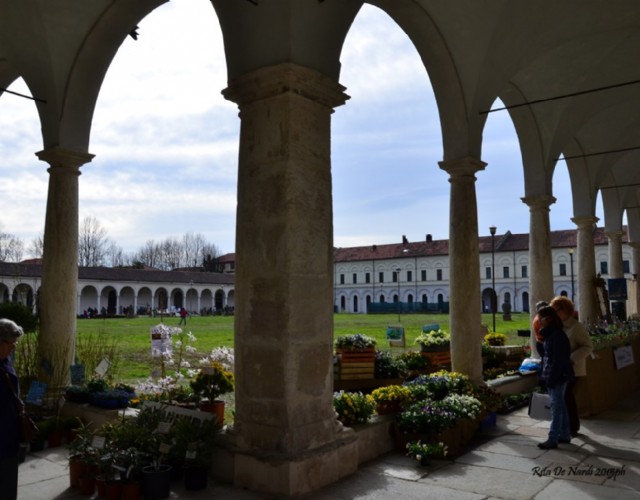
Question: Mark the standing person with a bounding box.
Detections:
[532,300,549,358]
[536,306,574,449]
[179,307,188,326]
[550,296,593,437]
[0,319,25,500]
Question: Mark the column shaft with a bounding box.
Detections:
[36,147,93,388]
[607,231,624,278]
[438,157,486,384]
[222,63,356,496]
[572,216,599,322]
[521,195,555,356]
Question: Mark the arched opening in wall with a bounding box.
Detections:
[340,295,346,311]
[107,289,117,315]
[214,289,224,312]
[522,291,530,313]
[0,77,46,259]
[353,295,358,313]
[560,290,568,297]
[422,294,428,304]
[334,6,439,251]
[90,1,238,260]
[365,295,371,312]
[379,295,385,303]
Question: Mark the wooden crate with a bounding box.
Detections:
[337,349,376,380]
[421,350,451,367]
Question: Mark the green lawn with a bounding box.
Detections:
[77,312,533,383]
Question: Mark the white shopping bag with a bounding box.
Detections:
[528,392,552,421]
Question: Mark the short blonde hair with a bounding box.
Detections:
[550,296,575,315]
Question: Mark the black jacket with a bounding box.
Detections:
[539,325,574,388]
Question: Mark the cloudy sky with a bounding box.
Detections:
[0,2,598,258]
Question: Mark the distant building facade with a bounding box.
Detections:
[333,228,633,314]
[0,261,235,316]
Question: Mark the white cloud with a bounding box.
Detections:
[0,2,595,261]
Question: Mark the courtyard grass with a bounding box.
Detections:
[77,312,533,383]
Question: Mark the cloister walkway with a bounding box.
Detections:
[19,390,640,499]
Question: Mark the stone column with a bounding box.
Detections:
[36,146,94,388]
[521,195,555,357]
[606,230,625,319]
[630,242,640,316]
[438,156,486,384]
[572,216,599,322]
[222,63,356,496]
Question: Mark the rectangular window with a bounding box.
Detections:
[624,260,630,274]
[485,267,491,279]
[379,271,384,283]
[407,270,413,282]
[393,271,399,283]
[365,272,371,284]
[600,261,608,275]
[352,273,357,284]
[340,274,345,285]
[559,263,567,276]
[421,270,427,281]
[522,265,528,278]
[437,269,443,281]
[503,266,509,279]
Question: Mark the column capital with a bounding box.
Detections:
[438,156,486,178]
[605,230,624,241]
[521,194,556,211]
[36,147,94,171]
[222,62,350,110]
[571,215,599,229]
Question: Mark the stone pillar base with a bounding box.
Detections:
[213,427,358,497]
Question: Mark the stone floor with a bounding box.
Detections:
[19,390,640,499]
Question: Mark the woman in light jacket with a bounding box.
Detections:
[550,296,593,437]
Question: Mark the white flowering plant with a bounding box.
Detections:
[406,440,448,465]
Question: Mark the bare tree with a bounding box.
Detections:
[28,234,44,259]
[183,232,207,270]
[78,216,111,267]
[201,243,222,272]
[0,229,24,262]
[161,237,182,270]
[106,242,130,267]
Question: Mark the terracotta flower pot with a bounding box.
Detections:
[199,400,225,429]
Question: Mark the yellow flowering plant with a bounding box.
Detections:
[370,385,411,404]
[332,391,376,426]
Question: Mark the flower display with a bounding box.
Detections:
[405,370,473,402]
[414,329,450,348]
[334,333,377,352]
[406,440,448,465]
[396,393,482,434]
[483,332,507,346]
[332,391,376,426]
[370,385,411,404]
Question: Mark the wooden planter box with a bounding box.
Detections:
[337,348,375,380]
[421,350,451,367]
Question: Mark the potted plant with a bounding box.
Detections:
[332,390,376,426]
[405,440,448,466]
[334,333,377,353]
[370,384,411,415]
[414,329,450,352]
[170,416,218,491]
[190,362,234,429]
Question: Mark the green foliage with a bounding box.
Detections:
[190,362,234,402]
[332,391,376,426]
[374,350,403,378]
[0,302,38,332]
[406,440,448,465]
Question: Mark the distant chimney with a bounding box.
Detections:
[426,234,432,242]
[402,235,408,244]
[372,244,377,251]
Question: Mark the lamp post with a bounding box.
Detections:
[395,267,401,324]
[489,226,497,333]
[569,248,575,302]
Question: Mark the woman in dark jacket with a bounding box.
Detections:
[536,306,573,449]
[0,319,24,500]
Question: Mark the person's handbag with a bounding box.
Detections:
[528,392,552,421]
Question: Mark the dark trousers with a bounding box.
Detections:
[565,378,580,436]
[0,453,19,500]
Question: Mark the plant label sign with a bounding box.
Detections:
[614,345,634,370]
[94,358,111,377]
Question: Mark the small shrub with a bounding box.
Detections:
[484,332,507,346]
[332,391,375,426]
